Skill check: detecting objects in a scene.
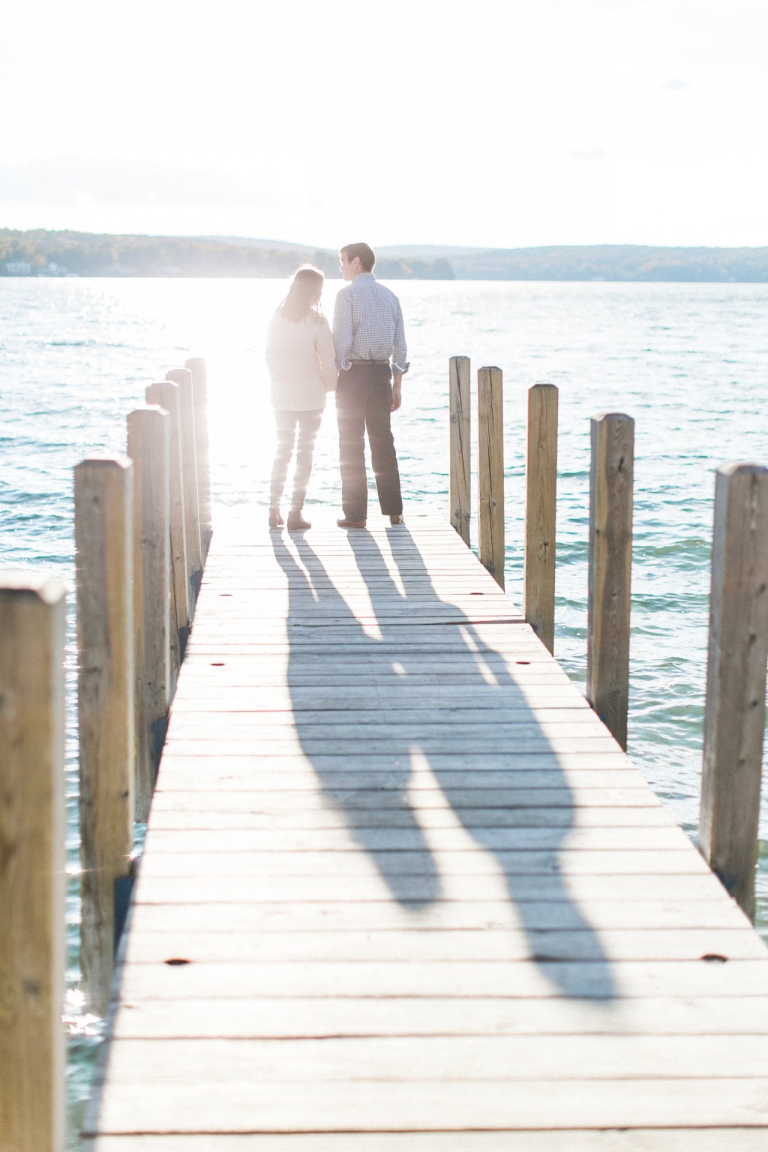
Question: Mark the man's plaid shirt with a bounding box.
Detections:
[332,272,409,374]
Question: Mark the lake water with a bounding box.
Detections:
[1,276,768,1144]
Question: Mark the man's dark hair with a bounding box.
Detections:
[341,242,375,272]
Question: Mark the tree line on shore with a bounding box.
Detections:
[2,229,768,281]
[0,230,453,279]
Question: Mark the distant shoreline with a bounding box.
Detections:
[2,229,768,282]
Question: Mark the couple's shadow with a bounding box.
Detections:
[271,526,614,999]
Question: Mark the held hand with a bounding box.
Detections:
[391,375,403,412]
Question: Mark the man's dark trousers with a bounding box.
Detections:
[336,362,403,522]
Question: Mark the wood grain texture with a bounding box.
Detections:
[79,1133,768,1152]
[448,355,471,544]
[127,847,710,878]
[477,367,504,587]
[185,358,212,557]
[81,1032,768,1080]
[82,1072,768,1133]
[524,383,558,653]
[74,458,135,1015]
[113,955,768,1001]
[85,508,768,1145]
[700,462,768,919]
[126,407,170,821]
[166,368,202,599]
[109,992,768,1039]
[0,571,66,1152]
[587,412,634,750]
[146,381,190,687]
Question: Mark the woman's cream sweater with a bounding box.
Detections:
[265,310,337,411]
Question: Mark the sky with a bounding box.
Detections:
[1,0,766,249]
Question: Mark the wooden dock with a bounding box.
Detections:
[84,509,768,1149]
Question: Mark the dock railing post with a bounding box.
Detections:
[146,380,190,683]
[127,406,170,821]
[0,571,66,1152]
[74,457,135,1015]
[587,411,634,750]
[449,355,471,545]
[185,357,212,558]
[166,367,203,602]
[699,462,768,920]
[524,382,558,653]
[478,366,504,588]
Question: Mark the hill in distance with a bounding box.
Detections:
[400,244,768,282]
[2,229,768,281]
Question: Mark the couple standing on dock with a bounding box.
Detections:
[265,242,408,531]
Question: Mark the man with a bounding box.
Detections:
[332,242,408,529]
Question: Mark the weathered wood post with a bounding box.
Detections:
[166,367,203,601]
[126,406,170,821]
[185,356,213,557]
[478,366,504,588]
[524,383,559,654]
[449,355,471,545]
[74,458,135,1015]
[587,411,634,750]
[146,380,190,681]
[0,571,66,1152]
[699,462,768,920]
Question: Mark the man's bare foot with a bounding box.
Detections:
[389,514,404,525]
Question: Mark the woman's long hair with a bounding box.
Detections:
[278,265,324,323]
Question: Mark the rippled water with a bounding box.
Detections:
[1,277,767,1144]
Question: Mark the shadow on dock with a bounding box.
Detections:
[271,527,615,1000]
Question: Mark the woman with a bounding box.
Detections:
[265,265,337,530]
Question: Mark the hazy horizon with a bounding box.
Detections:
[5,229,768,255]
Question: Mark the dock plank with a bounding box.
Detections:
[81,1134,768,1152]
